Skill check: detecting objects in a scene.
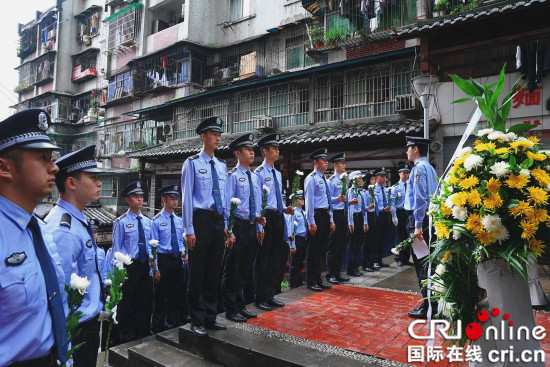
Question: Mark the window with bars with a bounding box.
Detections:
[39,16,57,46]
[107,70,135,101]
[269,80,310,127]
[17,63,35,90]
[31,96,53,116]
[34,53,55,84]
[106,4,143,51]
[285,36,316,71]
[174,97,230,139]
[233,88,268,132]
[77,12,100,43]
[138,48,191,91]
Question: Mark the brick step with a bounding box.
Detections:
[128,339,220,367]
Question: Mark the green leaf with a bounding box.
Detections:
[489,64,506,107]
[507,199,519,208]
[521,158,534,169]
[508,123,537,133]
[452,98,473,104]
[477,100,495,125]
[449,73,482,97]
[471,78,485,95]
[509,155,517,167]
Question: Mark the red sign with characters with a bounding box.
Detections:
[512,85,542,109]
[72,65,98,81]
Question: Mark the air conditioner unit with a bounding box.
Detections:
[48,30,56,40]
[254,115,274,130]
[395,94,421,113]
[163,124,173,136]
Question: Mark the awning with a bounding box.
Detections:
[266,15,309,33]
[302,0,329,15]
[103,2,143,23]
[83,206,117,226]
[75,5,102,19]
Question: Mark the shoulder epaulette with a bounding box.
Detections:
[141,213,151,219]
[229,167,237,174]
[60,213,72,229]
[153,212,162,220]
[217,158,226,164]
[255,166,264,172]
[115,213,127,222]
[308,172,315,177]
[189,154,199,160]
[328,175,336,181]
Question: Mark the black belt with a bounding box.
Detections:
[265,209,283,216]
[236,217,255,225]
[296,235,307,240]
[406,210,414,215]
[158,252,180,259]
[314,208,330,213]
[10,350,55,367]
[353,212,363,217]
[333,209,345,213]
[194,208,223,218]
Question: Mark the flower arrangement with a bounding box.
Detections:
[352,176,361,199]
[387,187,393,207]
[427,65,549,346]
[391,235,415,256]
[340,172,348,197]
[63,273,91,364]
[228,197,241,236]
[149,239,159,280]
[291,171,304,206]
[260,185,270,216]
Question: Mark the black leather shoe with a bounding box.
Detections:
[396,261,404,267]
[363,267,375,272]
[327,276,339,285]
[347,270,362,276]
[380,262,390,268]
[335,274,350,282]
[307,284,323,291]
[373,263,381,270]
[318,282,332,289]
[407,309,428,319]
[255,302,272,311]
[205,321,227,330]
[268,298,285,307]
[226,312,247,323]
[240,309,257,319]
[190,325,208,336]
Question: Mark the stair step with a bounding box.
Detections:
[128,339,220,367]
[108,336,155,367]
[156,329,179,348]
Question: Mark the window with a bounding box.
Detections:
[269,80,310,127]
[77,12,100,43]
[174,97,230,139]
[233,88,268,132]
[72,51,98,82]
[39,16,57,48]
[106,3,143,51]
[285,36,316,71]
[107,71,135,101]
[34,53,55,84]
[139,48,190,91]
[229,0,251,21]
[17,63,35,90]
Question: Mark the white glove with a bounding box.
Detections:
[392,216,398,226]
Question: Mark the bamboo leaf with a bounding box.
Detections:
[471,78,485,95]
[449,73,482,97]
[508,123,537,133]
[452,98,473,104]
[489,64,506,107]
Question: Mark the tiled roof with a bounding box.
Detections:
[394,0,547,36]
[127,118,423,159]
[35,204,117,227]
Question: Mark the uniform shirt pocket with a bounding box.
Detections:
[159,224,171,243]
[0,260,40,317]
[124,225,138,246]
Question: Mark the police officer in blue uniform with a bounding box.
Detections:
[222,134,265,322]
[304,148,335,292]
[326,153,352,284]
[45,145,104,367]
[346,171,369,277]
[151,185,185,332]
[372,168,393,269]
[361,172,377,273]
[404,136,438,319]
[391,164,411,267]
[0,109,68,366]
[181,116,231,336]
[253,133,293,311]
[112,180,154,341]
[277,192,291,294]
[287,190,308,289]
[89,218,108,284]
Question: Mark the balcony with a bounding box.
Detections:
[72,65,98,83]
[17,25,37,59]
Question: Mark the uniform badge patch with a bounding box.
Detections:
[86,240,93,248]
[415,173,420,183]
[160,222,168,226]
[239,178,246,182]
[38,112,48,131]
[199,169,207,174]
[265,177,272,182]
[5,252,26,266]
[126,223,134,228]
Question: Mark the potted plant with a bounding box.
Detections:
[306,24,325,49]
[433,0,450,16]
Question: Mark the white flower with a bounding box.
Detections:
[505,132,518,141]
[431,276,447,295]
[391,248,400,255]
[477,128,494,137]
[114,252,132,270]
[112,305,119,324]
[427,202,439,216]
[448,186,454,193]
[487,131,509,142]
[106,295,111,303]
[296,170,304,176]
[452,229,462,240]
[368,185,375,189]
[457,146,472,157]
[149,239,159,247]
[519,168,531,177]
[545,165,550,172]
[452,206,468,221]
[464,154,484,171]
[492,226,510,243]
[340,172,348,178]
[546,183,550,192]
[70,273,91,295]
[230,197,241,205]
[293,221,298,227]
[435,264,446,276]
[482,214,503,232]
[438,299,455,318]
[445,194,456,208]
[262,185,270,195]
[104,279,112,286]
[489,161,511,178]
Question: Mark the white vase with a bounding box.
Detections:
[471,259,544,366]
[527,255,549,307]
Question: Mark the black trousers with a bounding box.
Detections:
[375,211,391,263]
[289,236,307,288]
[178,263,189,324]
[187,210,225,326]
[306,209,330,285]
[118,259,152,342]
[72,315,100,367]
[326,209,347,277]
[222,219,256,314]
[276,240,290,294]
[406,214,437,312]
[347,214,364,273]
[152,253,183,331]
[395,208,411,263]
[363,212,377,268]
[254,210,284,303]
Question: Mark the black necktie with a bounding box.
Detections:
[272,169,284,212]
[28,216,69,364]
[246,171,256,221]
[170,214,179,255]
[136,217,147,262]
[84,223,105,303]
[210,160,223,215]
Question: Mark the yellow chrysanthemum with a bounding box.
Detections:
[520,219,538,239]
[530,168,550,188]
[451,192,468,207]
[484,193,503,210]
[476,230,496,246]
[443,252,451,262]
[505,174,529,190]
[526,151,547,162]
[474,140,483,146]
[447,175,461,185]
[526,208,548,225]
[510,140,534,153]
[509,200,534,218]
[486,177,501,193]
[528,238,546,255]
[495,147,510,155]
[467,190,482,207]
[475,143,497,153]
[435,222,450,239]
[526,186,549,206]
[527,136,540,144]
[466,213,483,234]
[441,201,452,216]
[454,154,470,168]
[460,175,480,190]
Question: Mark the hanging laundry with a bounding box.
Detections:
[517,40,546,92]
[162,55,167,69]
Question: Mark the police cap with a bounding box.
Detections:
[308,148,328,161]
[289,190,304,200]
[349,170,362,181]
[406,136,432,148]
[121,180,146,197]
[55,145,102,179]
[374,167,387,176]
[229,133,254,151]
[88,218,99,231]
[328,152,345,163]
[257,133,280,149]
[160,184,180,198]
[398,164,411,173]
[196,116,223,135]
[0,109,59,152]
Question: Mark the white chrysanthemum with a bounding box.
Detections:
[452,229,462,240]
[516,137,528,142]
[448,186,454,193]
[464,154,483,171]
[505,132,518,141]
[104,279,112,286]
[435,264,446,276]
[112,305,119,324]
[477,128,494,137]
[445,194,456,208]
[457,146,472,157]
[432,277,447,295]
[482,214,503,232]
[546,183,550,192]
[70,273,91,295]
[114,252,133,270]
[492,226,510,243]
[391,248,399,255]
[428,202,439,216]
[368,185,375,189]
[438,299,455,318]
[489,161,511,178]
[452,206,468,221]
[296,170,304,176]
[230,197,241,205]
[487,131,508,142]
[520,168,531,178]
[262,185,270,195]
[340,172,348,178]
[149,239,159,247]
[293,221,298,227]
